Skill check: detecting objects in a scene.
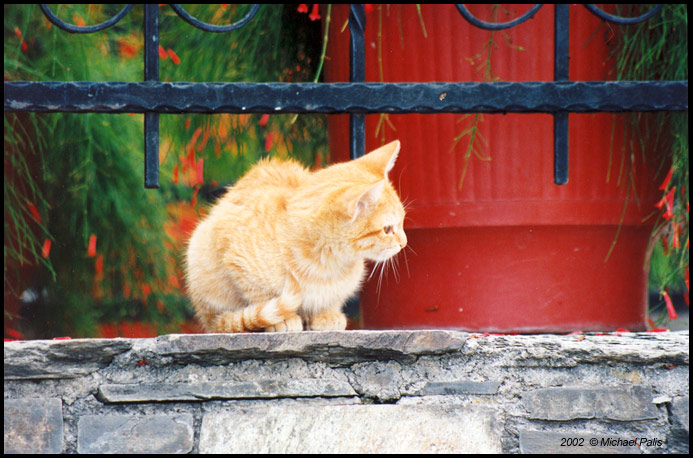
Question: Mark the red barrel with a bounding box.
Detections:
[325,5,662,332]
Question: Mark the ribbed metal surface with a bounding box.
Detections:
[325,4,676,227]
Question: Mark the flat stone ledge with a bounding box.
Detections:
[4,338,132,380]
[144,330,468,365]
[97,378,357,403]
[4,330,688,380]
[3,330,689,454]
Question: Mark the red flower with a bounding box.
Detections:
[7,328,24,340]
[196,158,204,185]
[141,283,151,301]
[264,133,273,152]
[27,202,41,222]
[15,28,28,52]
[191,127,202,146]
[655,187,676,220]
[87,234,97,257]
[309,4,321,21]
[158,45,168,60]
[659,166,674,191]
[41,238,52,258]
[72,14,86,27]
[297,4,309,13]
[259,113,270,127]
[672,222,681,249]
[119,39,138,59]
[364,4,375,14]
[663,290,678,320]
[172,165,179,185]
[167,48,180,65]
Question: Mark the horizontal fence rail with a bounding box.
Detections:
[5,81,688,115]
[3,4,689,188]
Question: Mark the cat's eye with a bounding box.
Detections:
[383,225,393,234]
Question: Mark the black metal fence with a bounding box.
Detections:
[4,4,688,188]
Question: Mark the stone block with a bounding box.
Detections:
[670,396,689,433]
[77,414,193,454]
[199,404,501,453]
[413,380,500,396]
[146,330,467,365]
[4,338,131,380]
[4,397,63,454]
[97,378,356,403]
[519,430,649,454]
[522,385,658,421]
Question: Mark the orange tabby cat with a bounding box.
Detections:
[185,140,407,332]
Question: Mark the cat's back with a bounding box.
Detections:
[207,157,310,222]
[203,157,310,235]
[233,157,310,194]
[187,157,310,301]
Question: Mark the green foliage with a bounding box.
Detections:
[4,4,326,338]
[612,4,688,323]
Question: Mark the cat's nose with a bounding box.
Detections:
[399,233,407,249]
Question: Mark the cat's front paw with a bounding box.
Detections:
[265,314,303,332]
[307,310,347,331]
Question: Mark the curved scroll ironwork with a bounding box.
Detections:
[39,4,134,34]
[455,4,543,30]
[170,4,261,33]
[584,4,663,25]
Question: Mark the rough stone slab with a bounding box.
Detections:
[137,330,468,365]
[670,396,689,433]
[77,414,193,454]
[4,397,63,454]
[200,404,501,453]
[4,331,687,375]
[519,430,649,454]
[97,378,356,403]
[4,338,132,379]
[462,331,689,367]
[522,385,658,421]
[413,380,501,396]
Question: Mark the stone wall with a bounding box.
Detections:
[4,330,689,453]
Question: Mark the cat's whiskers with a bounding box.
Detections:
[402,246,411,278]
[391,253,401,283]
[376,259,388,300]
[367,260,382,282]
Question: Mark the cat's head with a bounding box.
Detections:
[294,140,407,263]
[334,140,408,262]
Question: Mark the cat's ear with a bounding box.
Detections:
[348,180,385,222]
[362,140,400,176]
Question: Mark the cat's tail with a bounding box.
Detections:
[213,270,302,332]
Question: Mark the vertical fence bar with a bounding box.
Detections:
[144,4,160,188]
[553,4,570,185]
[349,4,366,160]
